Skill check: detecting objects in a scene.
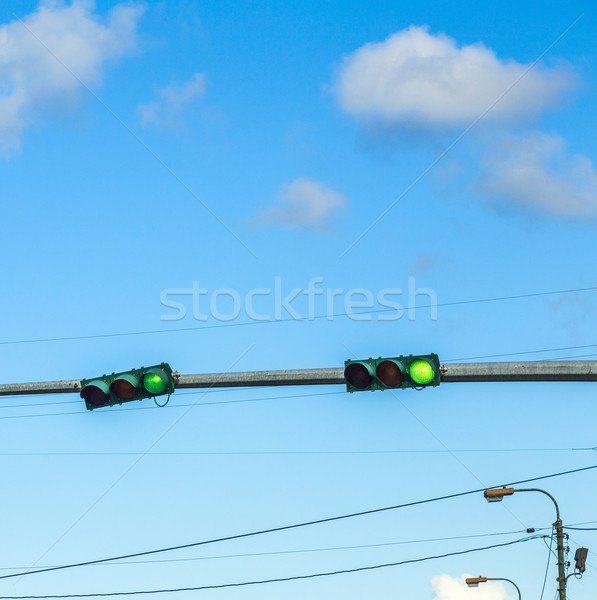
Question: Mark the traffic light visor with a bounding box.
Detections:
[143,368,168,395]
[376,360,404,387]
[111,374,140,400]
[344,362,374,390]
[81,380,110,407]
[409,359,436,385]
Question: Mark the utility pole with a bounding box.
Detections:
[0,360,596,396]
[519,489,567,600]
[484,487,568,600]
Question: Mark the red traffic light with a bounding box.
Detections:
[344,362,374,390]
[80,380,109,407]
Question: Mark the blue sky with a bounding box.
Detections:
[0,1,596,599]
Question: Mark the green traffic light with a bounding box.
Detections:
[143,373,167,395]
[81,363,175,410]
[409,359,435,385]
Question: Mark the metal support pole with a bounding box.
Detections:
[514,489,566,600]
[176,368,344,389]
[554,518,567,600]
[486,578,521,600]
[0,360,596,396]
[440,360,597,382]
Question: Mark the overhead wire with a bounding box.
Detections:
[0,391,345,421]
[0,386,257,408]
[0,527,540,571]
[0,536,547,599]
[0,448,592,456]
[539,528,555,600]
[1,463,595,582]
[1,285,596,347]
[0,387,255,404]
[444,344,597,362]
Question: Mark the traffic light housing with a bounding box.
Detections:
[80,363,175,410]
[344,354,440,392]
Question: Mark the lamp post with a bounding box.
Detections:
[466,576,521,600]
[484,487,566,600]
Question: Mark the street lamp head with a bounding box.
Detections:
[484,487,515,502]
[574,547,588,573]
[466,577,488,587]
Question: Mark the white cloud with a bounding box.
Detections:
[0,0,144,153]
[334,26,573,129]
[431,574,512,600]
[479,131,597,218]
[252,178,349,231]
[137,73,205,126]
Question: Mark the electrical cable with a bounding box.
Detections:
[544,353,597,361]
[0,464,594,582]
[0,448,591,457]
[0,527,537,571]
[0,535,546,599]
[443,343,597,362]
[0,391,345,421]
[0,387,253,404]
[539,528,554,600]
[1,285,596,347]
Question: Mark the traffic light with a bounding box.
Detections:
[344,354,440,392]
[80,363,176,410]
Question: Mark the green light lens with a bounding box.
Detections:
[143,373,167,395]
[409,359,435,385]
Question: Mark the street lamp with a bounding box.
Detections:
[466,576,521,600]
[483,487,566,600]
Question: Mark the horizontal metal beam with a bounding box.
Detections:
[0,361,596,396]
[440,361,597,382]
[176,368,345,389]
[0,379,82,396]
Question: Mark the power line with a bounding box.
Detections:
[2,464,595,582]
[0,536,546,599]
[539,527,555,600]
[1,285,595,347]
[0,391,345,421]
[0,527,538,571]
[0,386,254,408]
[0,448,593,457]
[444,343,597,362]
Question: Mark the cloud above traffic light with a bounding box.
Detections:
[333,25,573,129]
[137,73,206,126]
[331,26,597,220]
[251,178,349,231]
[479,131,597,218]
[0,1,144,154]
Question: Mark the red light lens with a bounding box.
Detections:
[376,360,404,387]
[81,386,109,407]
[344,363,373,390]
